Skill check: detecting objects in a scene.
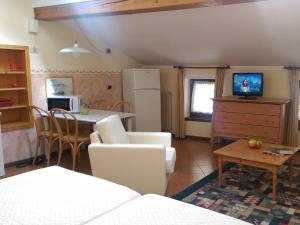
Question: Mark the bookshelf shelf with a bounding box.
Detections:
[2,121,32,132]
[0,105,28,111]
[0,87,27,91]
[0,44,33,132]
[0,71,25,75]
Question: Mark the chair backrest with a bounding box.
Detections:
[95,114,130,144]
[90,131,103,144]
[88,99,109,110]
[110,101,132,113]
[50,108,78,142]
[31,106,53,136]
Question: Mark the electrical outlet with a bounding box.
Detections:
[30,47,39,54]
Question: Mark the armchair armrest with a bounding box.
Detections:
[88,143,166,152]
[88,143,167,195]
[126,132,171,147]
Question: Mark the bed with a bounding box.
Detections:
[85,194,251,225]
[0,166,250,225]
[0,166,140,225]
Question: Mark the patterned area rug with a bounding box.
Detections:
[173,164,300,225]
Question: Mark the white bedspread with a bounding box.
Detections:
[86,194,251,225]
[0,166,140,225]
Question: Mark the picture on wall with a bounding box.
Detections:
[46,77,73,97]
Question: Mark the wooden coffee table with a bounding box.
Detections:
[214,139,299,201]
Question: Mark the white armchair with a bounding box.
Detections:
[88,115,176,195]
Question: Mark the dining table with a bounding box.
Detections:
[43,108,135,130]
[39,109,135,159]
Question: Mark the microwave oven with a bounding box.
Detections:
[47,95,81,113]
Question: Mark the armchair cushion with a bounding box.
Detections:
[166,147,176,173]
[126,132,171,147]
[96,115,130,144]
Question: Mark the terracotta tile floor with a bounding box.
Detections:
[3,137,216,197]
[166,137,217,196]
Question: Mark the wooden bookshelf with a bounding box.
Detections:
[0,44,33,132]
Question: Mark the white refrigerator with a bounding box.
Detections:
[123,69,161,132]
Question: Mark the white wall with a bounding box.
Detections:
[0,0,139,71]
[156,65,293,138]
[0,0,140,164]
[157,65,300,164]
[223,66,289,98]
[29,0,91,7]
[154,66,217,137]
[184,68,216,137]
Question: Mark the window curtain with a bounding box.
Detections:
[214,68,225,97]
[175,68,185,138]
[211,68,226,144]
[286,68,299,146]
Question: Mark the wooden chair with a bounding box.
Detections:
[110,101,132,113]
[50,108,90,171]
[31,106,59,167]
[88,99,109,110]
[110,101,133,130]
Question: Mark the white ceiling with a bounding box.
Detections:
[33,0,300,66]
[30,0,91,7]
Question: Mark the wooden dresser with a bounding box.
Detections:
[211,97,290,144]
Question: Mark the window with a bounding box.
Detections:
[189,79,215,122]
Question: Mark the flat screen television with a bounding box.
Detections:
[232,73,264,98]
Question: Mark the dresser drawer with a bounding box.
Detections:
[214,102,281,115]
[213,112,280,127]
[214,122,279,139]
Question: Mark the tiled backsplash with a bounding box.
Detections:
[31,71,122,110]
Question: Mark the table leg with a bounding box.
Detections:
[272,167,278,201]
[218,156,223,186]
[210,136,215,150]
[127,117,133,131]
[289,156,295,183]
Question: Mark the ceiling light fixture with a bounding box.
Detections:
[59,40,91,57]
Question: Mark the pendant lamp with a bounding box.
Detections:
[59,40,90,57]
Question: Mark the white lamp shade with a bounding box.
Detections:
[59,41,90,54]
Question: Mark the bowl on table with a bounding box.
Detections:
[248,139,263,149]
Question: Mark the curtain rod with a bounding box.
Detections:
[173,65,230,69]
[284,66,300,70]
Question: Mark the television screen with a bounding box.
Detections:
[232,73,263,97]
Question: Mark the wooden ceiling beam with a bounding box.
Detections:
[34,0,267,21]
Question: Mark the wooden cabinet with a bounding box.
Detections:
[211,97,289,144]
[0,44,33,132]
